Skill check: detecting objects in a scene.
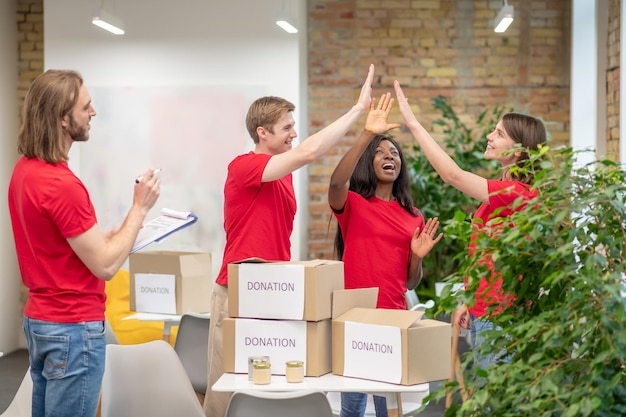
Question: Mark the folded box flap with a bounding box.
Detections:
[410,318,450,329]
[338,307,424,329]
[232,257,269,264]
[332,288,378,319]
[276,259,341,267]
[232,258,341,267]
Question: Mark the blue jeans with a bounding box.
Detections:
[23,317,106,417]
[470,315,512,371]
[340,392,388,417]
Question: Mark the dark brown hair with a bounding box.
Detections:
[501,112,548,184]
[334,135,418,260]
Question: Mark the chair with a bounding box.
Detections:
[0,367,32,417]
[173,312,211,395]
[326,389,428,417]
[100,340,205,417]
[404,290,435,312]
[104,319,119,344]
[224,390,333,417]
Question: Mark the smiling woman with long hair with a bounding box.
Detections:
[394,80,548,374]
[328,92,442,417]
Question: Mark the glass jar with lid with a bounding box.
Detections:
[252,360,271,385]
[285,360,304,383]
[248,356,270,381]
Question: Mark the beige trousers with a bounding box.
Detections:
[203,284,230,417]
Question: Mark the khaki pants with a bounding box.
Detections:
[203,284,230,417]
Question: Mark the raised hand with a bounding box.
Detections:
[365,92,401,135]
[393,80,419,127]
[411,217,443,259]
[355,64,375,112]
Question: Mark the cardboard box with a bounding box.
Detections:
[223,317,331,377]
[332,308,451,385]
[228,259,344,321]
[129,251,212,315]
[331,288,379,319]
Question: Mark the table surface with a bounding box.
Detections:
[212,372,430,393]
[123,312,182,322]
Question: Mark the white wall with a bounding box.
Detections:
[570,0,605,164]
[0,0,21,355]
[44,0,306,273]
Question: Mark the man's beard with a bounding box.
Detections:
[68,114,89,142]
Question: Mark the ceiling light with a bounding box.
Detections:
[276,9,298,34]
[92,9,125,35]
[494,1,514,33]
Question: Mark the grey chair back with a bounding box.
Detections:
[104,319,119,344]
[101,341,205,417]
[225,390,333,417]
[173,312,211,393]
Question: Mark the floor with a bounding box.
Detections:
[0,349,452,416]
[0,349,29,414]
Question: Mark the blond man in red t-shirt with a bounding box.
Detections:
[204,65,379,417]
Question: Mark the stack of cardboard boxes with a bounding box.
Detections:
[224,259,452,385]
[224,259,344,376]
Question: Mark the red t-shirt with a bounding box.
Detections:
[215,152,297,286]
[8,157,104,322]
[467,179,537,318]
[333,191,425,309]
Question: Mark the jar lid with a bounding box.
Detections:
[286,360,304,367]
[253,361,271,369]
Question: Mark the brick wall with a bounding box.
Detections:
[307,0,572,260]
[17,0,43,120]
[16,0,43,313]
[607,0,620,162]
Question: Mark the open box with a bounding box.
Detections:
[332,297,451,385]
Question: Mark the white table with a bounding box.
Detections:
[213,372,430,416]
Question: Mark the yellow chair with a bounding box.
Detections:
[104,269,179,345]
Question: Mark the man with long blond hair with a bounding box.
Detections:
[8,69,160,417]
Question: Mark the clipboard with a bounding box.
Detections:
[131,208,199,253]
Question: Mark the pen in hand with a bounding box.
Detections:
[135,168,161,184]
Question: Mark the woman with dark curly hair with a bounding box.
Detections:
[329,92,442,417]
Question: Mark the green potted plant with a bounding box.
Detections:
[435,147,626,416]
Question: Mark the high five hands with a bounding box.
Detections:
[411,217,444,259]
[356,64,376,112]
[393,80,419,127]
[365,92,401,135]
